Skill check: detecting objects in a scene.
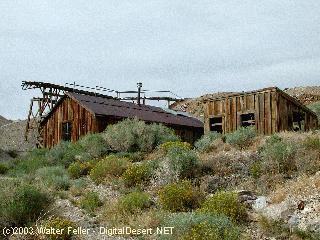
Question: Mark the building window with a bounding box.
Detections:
[292,111,305,131]
[240,113,255,127]
[209,117,223,133]
[62,122,72,141]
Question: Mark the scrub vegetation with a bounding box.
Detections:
[1,118,320,239]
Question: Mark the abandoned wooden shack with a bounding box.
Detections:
[41,92,203,148]
[204,87,318,135]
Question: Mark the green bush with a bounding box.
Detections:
[194,132,222,152]
[10,148,49,176]
[159,141,191,153]
[89,156,131,184]
[70,178,88,197]
[67,161,93,179]
[249,161,262,179]
[36,166,70,190]
[118,191,151,213]
[80,191,102,214]
[160,212,240,240]
[226,127,256,149]
[1,184,51,227]
[200,191,247,223]
[166,148,199,179]
[77,133,108,158]
[122,162,152,187]
[260,138,297,174]
[0,163,9,174]
[113,151,145,162]
[45,217,76,240]
[158,180,201,212]
[103,118,179,152]
[46,141,88,167]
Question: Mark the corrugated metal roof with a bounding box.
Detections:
[67,92,203,128]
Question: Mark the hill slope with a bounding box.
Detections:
[0,119,37,152]
[0,115,11,127]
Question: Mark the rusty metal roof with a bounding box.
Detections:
[66,92,203,128]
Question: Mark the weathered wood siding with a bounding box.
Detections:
[42,98,203,148]
[42,97,96,148]
[277,90,318,132]
[173,126,203,144]
[204,87,318,134]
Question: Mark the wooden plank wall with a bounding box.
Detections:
[205,89,277,134]
[43,100,204,148]
[205,89,318,135]
[42,97,96,148]
[277,91,318,131]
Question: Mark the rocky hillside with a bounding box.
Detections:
[171,86,320,118]
[1,120,319,240]
[284,86,320,105]
[0,119,37,152]
[0,115,11,127]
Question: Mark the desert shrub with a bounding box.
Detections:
[200,191,247,223]
[249,161,263,179]
[0,163,9,174]
[148,123,180,145]
[303,136,320,150]
[166,148,199,179]
[80,191,102,214]
[194,132,222,152]
[199,150,258,179]
[160,212,240,240]
[68,161,93,179]
[122,162,153,187]
[307,101,320,121]
[45,217,76,240]
[159,141,191,153]
[260,138,297,175]
[70,178,88,197]
[118,191,151,213]
[103,118,179,152]
[226,126,256,149]
[90,155,131,184]
[1,184,51,227]
[158,180,201,212]
[77,133,108,158]
[46,141,88,167]
[10,148,49,176]
[36,166,70,190]
[113,151,145,162]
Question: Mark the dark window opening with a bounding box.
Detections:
[292,111,305,131]
[62,122,72,141]
[240,113,255,127]
[210,117,223,133]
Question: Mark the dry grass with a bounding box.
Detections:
[270,172,320,204]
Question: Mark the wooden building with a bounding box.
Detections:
[41,92,203,148]
[204,87,318,135]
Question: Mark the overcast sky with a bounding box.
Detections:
[1,1,320,119]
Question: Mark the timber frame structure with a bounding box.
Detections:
[40,92,203,148]
[204,87,318,135]
[22,81,183,147]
